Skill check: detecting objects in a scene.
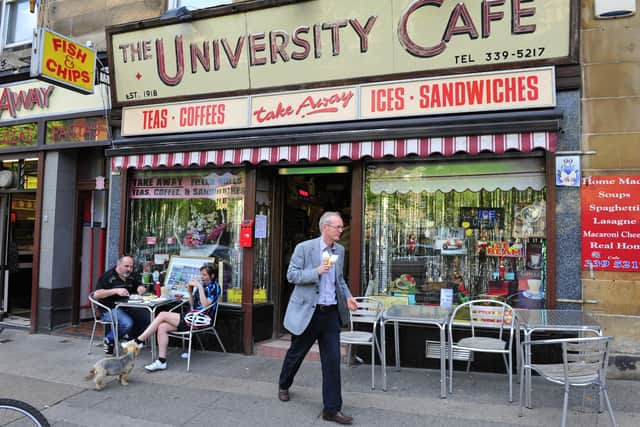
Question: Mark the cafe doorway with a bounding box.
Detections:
[275,169,352,334]
[0,192,36,328]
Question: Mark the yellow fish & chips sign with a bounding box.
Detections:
[31,28,96,94]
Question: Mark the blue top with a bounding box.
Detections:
[318,239,337,305]
[192,280,221,316]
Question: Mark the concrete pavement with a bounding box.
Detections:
[0,327,638,426]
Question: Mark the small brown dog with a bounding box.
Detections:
[86,340,140,390]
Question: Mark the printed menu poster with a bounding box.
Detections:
[581,176,640,271]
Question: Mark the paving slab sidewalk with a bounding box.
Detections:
[0,327,638,426]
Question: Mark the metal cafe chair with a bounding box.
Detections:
[519,336,616,427]
[167,300,226,372]
[339,297,384,389]
[448,299,515,401]
[88,292,119,357]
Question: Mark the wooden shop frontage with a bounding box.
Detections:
[105,0,581,359]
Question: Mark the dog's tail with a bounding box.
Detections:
[85,368,96,381]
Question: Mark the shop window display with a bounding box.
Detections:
[363,159,547,307]
[126,169,244,303]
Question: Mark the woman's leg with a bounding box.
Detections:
[156,320,179,359]
[138,311,180,342]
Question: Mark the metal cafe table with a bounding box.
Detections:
[381,304,451,398]
[514,309,603,408]
[116,295,185,361]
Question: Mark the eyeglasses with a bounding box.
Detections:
[326,224,344,231]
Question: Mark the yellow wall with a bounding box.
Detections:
[581,0,640,359]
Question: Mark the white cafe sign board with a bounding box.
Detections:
[109,0,571,106]
[121,67,555,136]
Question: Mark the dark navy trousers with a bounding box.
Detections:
[278,305,342,414]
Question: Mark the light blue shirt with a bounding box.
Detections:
[318,240,337,305]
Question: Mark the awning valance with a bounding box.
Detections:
[368,158,546,194]
[110,132,556,170]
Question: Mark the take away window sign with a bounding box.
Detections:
[30,28,96,94]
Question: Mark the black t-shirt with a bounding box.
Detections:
[95,268,139,309]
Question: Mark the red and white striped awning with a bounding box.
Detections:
[111,132,556,170]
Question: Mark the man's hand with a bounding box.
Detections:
[115,288,130,297]
[136,285,146,295]
[347,297,358,311]
[316,263,331,275]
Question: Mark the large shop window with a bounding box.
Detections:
[127,169,244,304]
[363,158,548,307]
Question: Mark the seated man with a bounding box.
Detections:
[93,256,147,355]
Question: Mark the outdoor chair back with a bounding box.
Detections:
[167,297,226,372]
[339,297,384,389]
[519,335,616,427]
[88,292,119,357]
[448,299,515,401]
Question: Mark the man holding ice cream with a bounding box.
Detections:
[278,211,358,425]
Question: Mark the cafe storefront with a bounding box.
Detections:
[105,0,581,356]
[0,80,111,332]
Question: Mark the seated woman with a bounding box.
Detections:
[129,263,221,372]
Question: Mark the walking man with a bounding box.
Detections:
[278,211,358,425]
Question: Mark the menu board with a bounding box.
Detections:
[164,256,215,288]
[581,176,640,271]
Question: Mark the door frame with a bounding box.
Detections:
[271,165,362,336]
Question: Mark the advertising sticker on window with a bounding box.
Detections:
[581,176,640,271]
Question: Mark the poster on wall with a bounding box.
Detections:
[164,256,215,291]
[513,201,546,238]
[581,176,640,271]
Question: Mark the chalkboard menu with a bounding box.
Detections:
[459,207,504,229]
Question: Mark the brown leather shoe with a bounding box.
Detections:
[278,388,290,402]
[322,411,353,425]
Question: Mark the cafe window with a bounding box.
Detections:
[0,123,37,149]
[363,158,547,307]
[45,116,109,145]
[126,168,245,304]
[0,158,37,189]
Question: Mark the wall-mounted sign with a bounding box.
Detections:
[121,67,555,136]
[0,80,109,122]
[31,28,96,94]
[129,172,243,199]
[555,155,580,186]
[108,0,572,106]
[581,176,640,271]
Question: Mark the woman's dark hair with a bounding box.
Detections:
[200,263,217,279]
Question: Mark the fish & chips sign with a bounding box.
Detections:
[31,28,96,94]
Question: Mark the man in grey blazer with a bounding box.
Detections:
[278,211,358,425]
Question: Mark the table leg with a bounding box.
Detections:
[525,330,532,409]
[394,321,400,371]
[381,320,387,391]
[516,325,521,384]
[439,324,446,398]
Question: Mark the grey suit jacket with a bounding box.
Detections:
[283,237,353,335]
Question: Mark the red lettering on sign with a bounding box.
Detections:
[142,109,168,129]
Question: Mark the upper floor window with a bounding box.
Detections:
[168,0,232,10]
[1,0,36,51]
